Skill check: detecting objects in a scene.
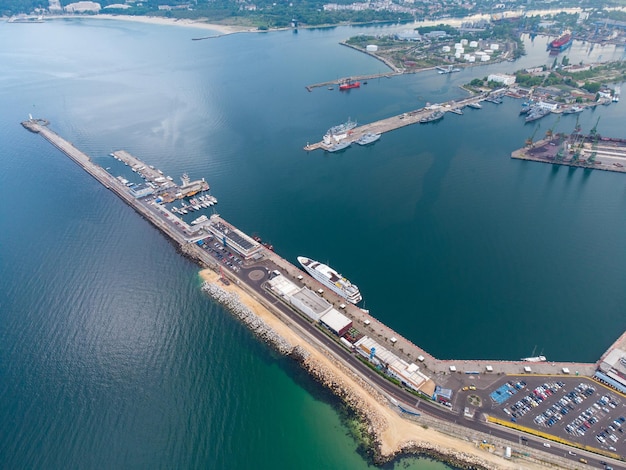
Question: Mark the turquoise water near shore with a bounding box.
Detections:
[1,19,625,469]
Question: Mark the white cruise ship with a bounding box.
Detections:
[297,256,362,304]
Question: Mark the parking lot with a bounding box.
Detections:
[197,236,244,272]
[488,376,626,455]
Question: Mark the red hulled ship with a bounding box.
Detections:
[339,79,360,90]
[548,32,573,52]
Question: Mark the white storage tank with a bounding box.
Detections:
[463,54,471,60]
[469,40,478,48]
[454,52,461,59]
[442,45,451,52]
[460,38,468,45]
[454,42,462,49]
[468,56,476,62]
[366,44,378,52]
[490,43,500,50]
[481,54,490,61]
[456,47,464,54]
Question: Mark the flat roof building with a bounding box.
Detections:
[208,215,263,260]
[354,336,430,391]
[599,347,626,391]
[129,183,154,198]
[267,274,334,322]
[488,73,515,86]
[320,309,352,336]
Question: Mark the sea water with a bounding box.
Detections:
[0,19,625,469]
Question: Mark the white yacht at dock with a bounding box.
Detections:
[297,256,362,304]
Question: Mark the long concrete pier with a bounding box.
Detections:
[22,118,626,466]
[25,117,626,373]
[23,117,626,379]
[304,93,490,151]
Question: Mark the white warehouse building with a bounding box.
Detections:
[354,336,431,392]
[487,73,516,86]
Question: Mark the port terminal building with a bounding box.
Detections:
[207,215,263,260]
[267,274,352,336]
[597,344,626,394]
[354,336,433,393]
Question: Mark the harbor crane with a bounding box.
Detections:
[525,124,540,147]
[590,116,601,137]
[581,117,602,165]
[545,115,560,139]
[587,133,600,165]
[573,114,582,134]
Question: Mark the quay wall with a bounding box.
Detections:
[23,119,606,378]
[21,120,212,266]
[24,119,618,469]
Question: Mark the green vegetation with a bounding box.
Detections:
[4,0,626,44]
[465,60,626,102]
[416,24,459,36]
[346,18,521,72]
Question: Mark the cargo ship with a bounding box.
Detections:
[339,79,360,91]
[297,256,362,304]
[548,32,573,52]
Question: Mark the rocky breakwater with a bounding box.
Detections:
[385,441,495,470]
[201,281,293,355]
[201,280,497,469]
[293,350,389,461]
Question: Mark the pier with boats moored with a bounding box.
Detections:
[22,117,626,467]
[304,93,490,152]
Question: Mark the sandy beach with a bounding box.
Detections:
[198,268,550,469]
[48,14,256,35]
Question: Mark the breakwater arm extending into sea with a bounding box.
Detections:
[22,117,626,469]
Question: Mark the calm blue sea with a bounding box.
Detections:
[0,18,625,469]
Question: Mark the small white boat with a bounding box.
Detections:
[191,215,209,225]
[521,356,547,362]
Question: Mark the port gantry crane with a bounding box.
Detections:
[545,115,560,140]
[589,116,601,138]
[573,113,582,134]
[585,117,601,165]
[525,124,540,148]
[564,115,591,162]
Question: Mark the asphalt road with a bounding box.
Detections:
[227,261,624,470]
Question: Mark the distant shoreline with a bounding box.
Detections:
[43,14,257,35]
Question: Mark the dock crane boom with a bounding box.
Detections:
[590,116,601,137]
[526,124,540,147]
[546,115,560,139]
